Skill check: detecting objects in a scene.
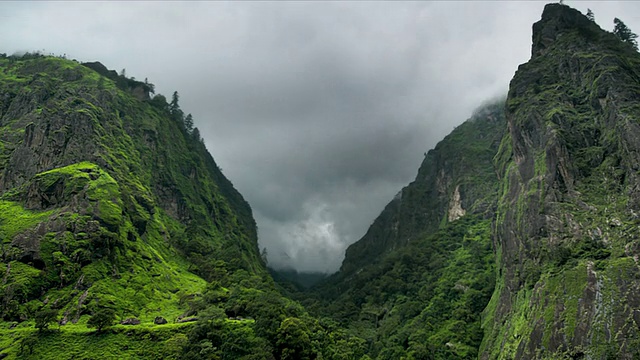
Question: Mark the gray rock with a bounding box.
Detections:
[120,318,140,325]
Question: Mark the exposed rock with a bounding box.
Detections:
[120,318,141,325]
[340,102,505,275]
[447,185,466,222]
[176,317,198,323]
[153,316,167,325]
[482,3,640,358]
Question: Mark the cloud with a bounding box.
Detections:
[2,1,639,272]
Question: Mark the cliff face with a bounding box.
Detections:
[340,102,505,276]
[309,102,505,358]
[0,55,262,327]
[482,4,640,358]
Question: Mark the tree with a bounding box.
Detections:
[144,77,155,95]
[184,113,194,133]
[276,317,312,360]
[87,308,115,331]
[120,68,126,78]
[170,91,180,113]
[34,309,58,331]
[586,9,594,22]
[192,127,202,143]
[614,18,639,50]
[169,91,184,122]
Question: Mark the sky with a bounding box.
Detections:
[2,1,639,273]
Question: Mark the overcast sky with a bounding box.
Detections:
[2,1,639,273]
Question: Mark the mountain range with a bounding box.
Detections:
[1,3,640,359]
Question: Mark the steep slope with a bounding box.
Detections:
[481,4,640,358]
[0,54,264,358]
[307,102,506,358]
[340,102,505,276]
[0,54,379,360]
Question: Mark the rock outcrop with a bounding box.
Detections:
[481,4,640,358]
[340,102,505,275]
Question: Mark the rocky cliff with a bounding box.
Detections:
[307,102,505,358]
[482,4,640,358]
[340,102,505,276]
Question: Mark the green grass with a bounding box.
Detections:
[0,322,194,360]
[0,200,53,243]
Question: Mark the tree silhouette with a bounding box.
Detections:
[586,9,594,22]
[34,309,58,331]
[184,113,194,133]
[614,18,639,50]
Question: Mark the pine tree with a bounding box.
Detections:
[169,91,184,121]
[184,113,194,133]
[614,18,639,50]
[170,91,180,112]
[586,9,594,22]
[192,127,201,142]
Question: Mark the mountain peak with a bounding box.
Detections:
[531,3,600,58]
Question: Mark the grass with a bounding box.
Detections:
[0,322,194,360]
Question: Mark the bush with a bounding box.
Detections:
[87,308,115,331]
[34,308,58,331]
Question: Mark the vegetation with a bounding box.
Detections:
[87,309,115,332]
[34,309,58,332]
[613,17,638,50]
[0,54,269,358]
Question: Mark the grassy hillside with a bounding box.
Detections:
[0,53,376,360]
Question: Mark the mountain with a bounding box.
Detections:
[0,53,267,357]
[304,3,640,359]
[0,53,371,360]
[482,4,640,358]
[4,3,640,359]
[304,101,506,358]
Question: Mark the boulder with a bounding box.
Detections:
[120,318,140,325]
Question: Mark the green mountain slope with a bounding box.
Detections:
[0,54,266,358]
[340,103,505,277]
[303,4,640,359]
[305,102,506,359]
[481,4,640,359]
[5,3,640,359]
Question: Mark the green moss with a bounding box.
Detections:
[0,201,53,243]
